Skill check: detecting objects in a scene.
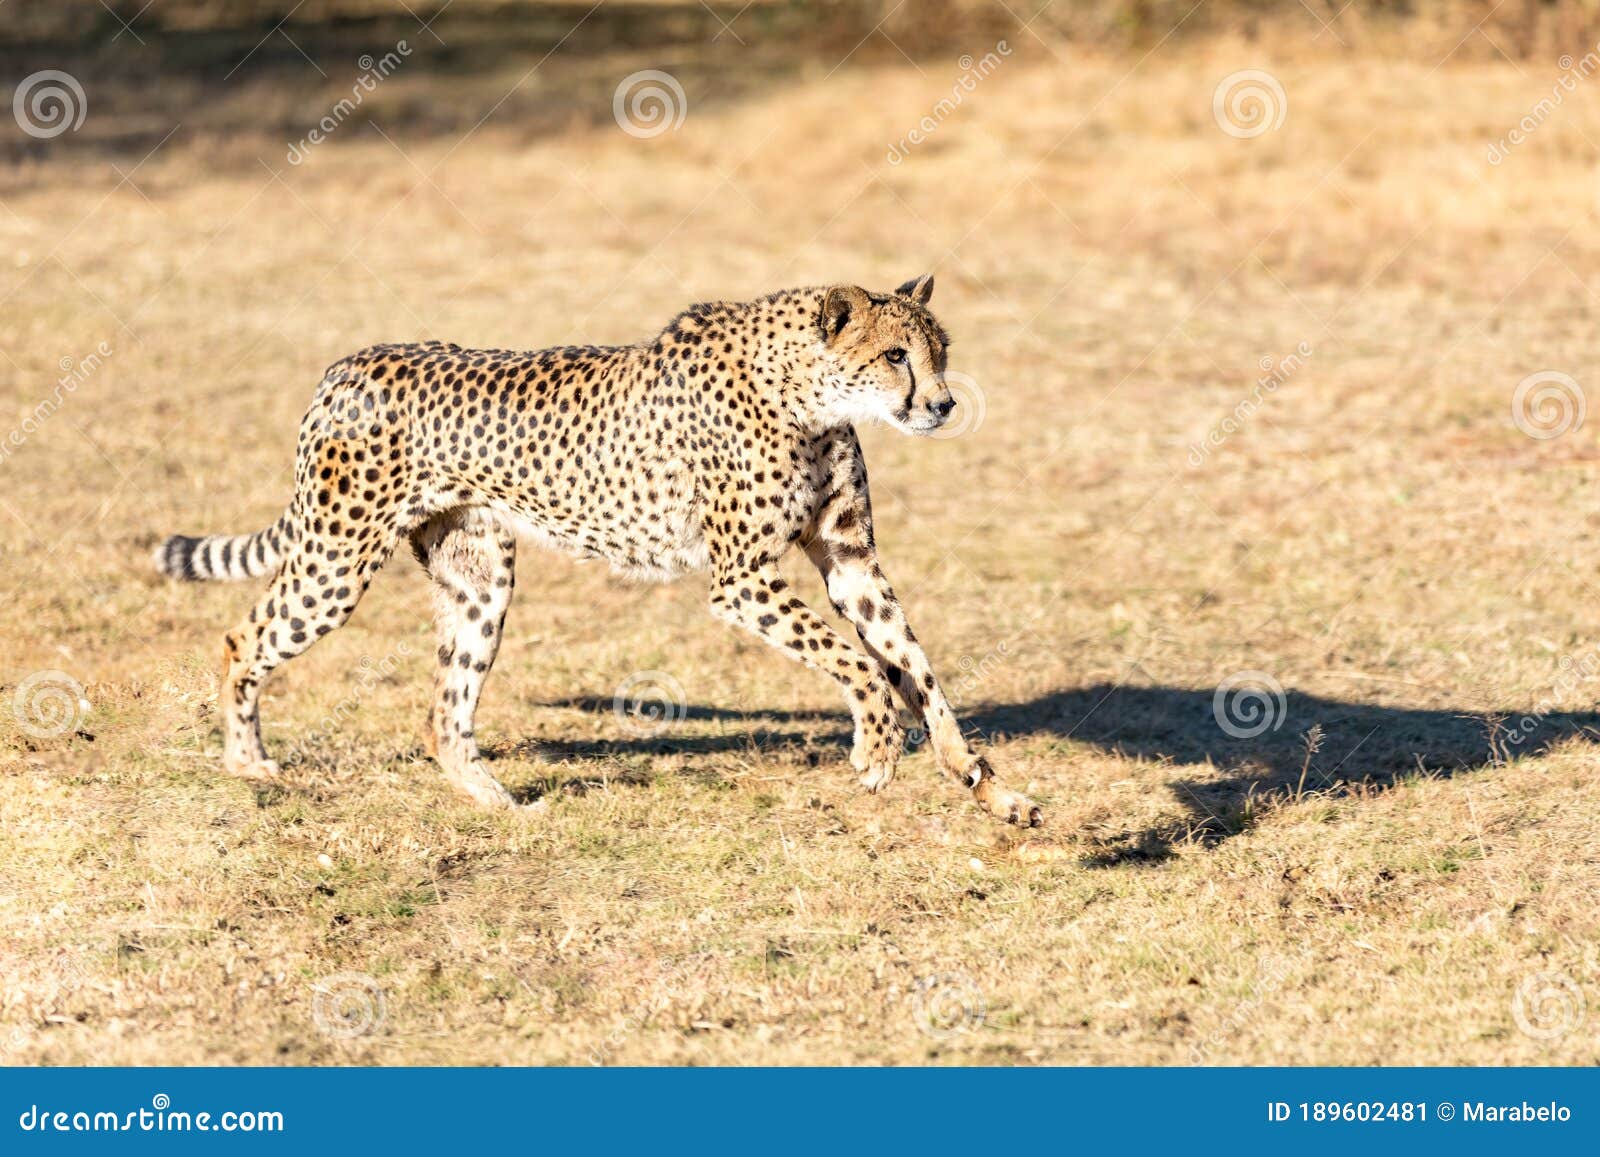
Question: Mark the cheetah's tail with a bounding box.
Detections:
[154,516,288,582]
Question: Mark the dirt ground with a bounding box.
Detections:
[3,12,1600,1064]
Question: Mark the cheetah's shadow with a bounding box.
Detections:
[527,686,1600,864]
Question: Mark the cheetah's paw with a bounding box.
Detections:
[227,758,281,781]
[975,780,1043,827]
[858,761,897,794]
[850,732,900,794]
[443,761,519,811]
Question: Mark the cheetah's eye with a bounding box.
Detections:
[884,348,907,365]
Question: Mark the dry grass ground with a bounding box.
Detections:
[4,21,1600,1065]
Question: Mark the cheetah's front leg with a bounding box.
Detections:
[708,563,904,792]
[801,434,1042,826]
[807,542,1042,826]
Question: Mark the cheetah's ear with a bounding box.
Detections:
[821,285,871,342]
[894,273,934,306]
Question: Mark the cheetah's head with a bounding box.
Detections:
[815,275,957,436]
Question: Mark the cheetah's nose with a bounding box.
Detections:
[931,395,956,419]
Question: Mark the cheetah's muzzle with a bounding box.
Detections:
[155,275,1042,827]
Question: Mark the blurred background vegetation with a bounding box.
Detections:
[4,0,1599,55]
[5,0,1598,169]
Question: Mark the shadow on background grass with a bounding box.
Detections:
[537,686,1600,863]
[973,686,1600,865]
[0,2,999,168]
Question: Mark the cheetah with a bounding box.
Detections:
[155,276,1042,826]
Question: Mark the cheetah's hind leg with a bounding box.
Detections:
[220,516,394,782]
[411,507,526,810]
